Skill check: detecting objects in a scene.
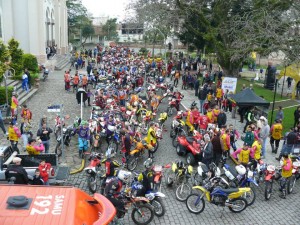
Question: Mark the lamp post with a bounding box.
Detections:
[270,76,278,126]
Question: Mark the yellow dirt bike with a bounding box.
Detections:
[186,176,251,214]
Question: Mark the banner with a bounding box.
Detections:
[221,77,238,93]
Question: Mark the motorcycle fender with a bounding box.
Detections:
[228,187,251,199]
[264,174,273,181]
[84,167,96,174]
[154,175,161,183]
[133,197,150,203]
[130,149,139,155]
[192,186,210,201]
[154,192,166,198]
[247,177,258,186]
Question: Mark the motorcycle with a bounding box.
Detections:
[264,164,280,200]
[131,181,166,217]
[195,162,222,186]
[171,119,186,148]
[287,159,300,194]
[167,96,177,117]
[151,163,171,192]
[107,124,122,157]
[223,164,258,206]
[112,188,155,225]
[186,176,250,214]
[127,139,154,171]
[84,152,105,193]
[55,125,74,157]
[43,68,49,81]
[176,130,203,165]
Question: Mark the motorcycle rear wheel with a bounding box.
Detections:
[264,181,273,200]
[186,194,205,214]
[287,175,296,194]
[149,142,159,154]
[167,107,173,117]
[228,197,247,213]
[131,203,154,225]
[151,197,166,217]
[175,183,192,202]
[87,175,97,193]
[172,135,178,148]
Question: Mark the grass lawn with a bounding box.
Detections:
[268,106,296,134]
[235,78,288,102]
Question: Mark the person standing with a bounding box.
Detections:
[37,123,53,153]
[217,109,227,128]
[8,121,21,154]
[11,92,18,118]
[0,109,7,136]
[279,153,292,199]
[202,134,213,168]
[270,119,283,154]
[276,128,297,161]
[198,87,207,114]
[211,131,224,166]
[5,157,29,184]
[275,106,284,121]
[64,70,71,91]
[174,70,180,87]
[82,74,88,91]
[293,106,300,127]
[243,108,254,133]
[259,116,270,158]
[22,72,29,93]
[25,68,31,90]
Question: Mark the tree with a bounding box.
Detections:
[81,23,95,48]
[102,18,119,41]
[8,38,24,78]
[176,0,300,76]
[0,40,9,82]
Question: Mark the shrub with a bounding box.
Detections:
[0,86,14,105]
[8,38,24,78]
[23,53,39,73]
[139,47,149,56]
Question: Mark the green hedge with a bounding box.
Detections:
[0,86,14,105]
[23,53,39,73]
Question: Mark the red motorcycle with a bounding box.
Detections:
[152,163,171,192]
[84,152,105,193]
[176,130,203,165]
[264,164,280,200]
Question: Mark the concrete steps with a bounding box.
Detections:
[54,55,70,71]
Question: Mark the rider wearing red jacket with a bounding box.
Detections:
[199,112,209,130]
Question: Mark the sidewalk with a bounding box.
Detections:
[168,77,281,166]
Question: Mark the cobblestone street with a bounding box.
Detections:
[1,70,300,225]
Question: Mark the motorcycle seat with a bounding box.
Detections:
[219,188,239,194]
[186,137,194,144]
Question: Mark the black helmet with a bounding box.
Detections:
[282,152,289,158]
[176,160,184,169]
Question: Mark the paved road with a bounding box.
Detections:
[1,70,299,225]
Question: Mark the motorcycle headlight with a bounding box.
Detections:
[87,169,92,174]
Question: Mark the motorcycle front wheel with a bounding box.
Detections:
[55,142,62,157]
[127,156,138,171]
[131,203,154,225]
[175,183,192,202]
[151,197,166,217]
[264,180,273,200]
[228,197,248,213]
[243,186,256,206]
[287,175,296,194]
[149,142,159,154]
[87,175,97,193]
[186,194,205,214]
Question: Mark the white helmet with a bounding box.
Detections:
[235,165,246,175]
[144,158,153,169]
[117,170,132,183]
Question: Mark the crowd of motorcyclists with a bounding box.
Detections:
[4,44,300,224]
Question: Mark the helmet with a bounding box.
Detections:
[176,160,184,169]
[144,158,153,169]
[177,111,183,116]
[282,152,289,158]
[80,120,88,126]
[235,165,246,175]
[117,170,132,183]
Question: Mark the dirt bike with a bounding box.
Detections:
[84,152,105,193]
[186,176,250,214]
